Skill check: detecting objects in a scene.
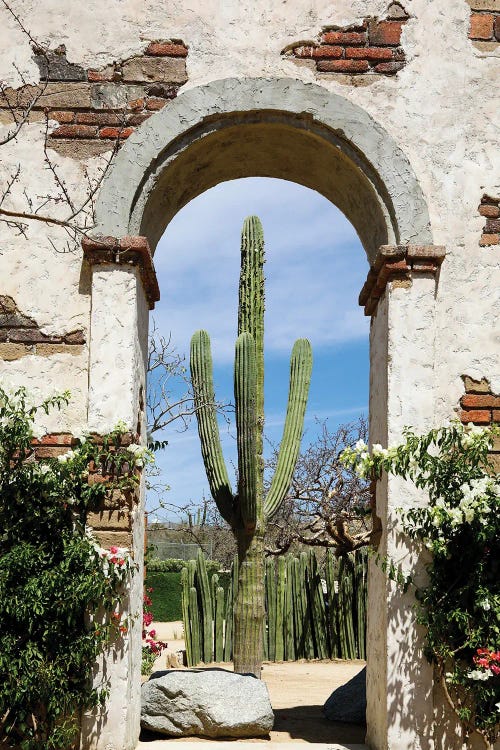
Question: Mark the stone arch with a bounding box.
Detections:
[85,77,444,750]
[95,77,432,264]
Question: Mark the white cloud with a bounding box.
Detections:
[148,177,370,513]
[153,178,369,362]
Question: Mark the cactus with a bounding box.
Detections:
[189,586,201,666]
[190,216,312,676]
[196,550,213,663]
[223,556,238,662]
[214,586,225,662]
[300,552,315,659]
[308,551,328,659]
[355,548,368,659]
[325,550,339,658]
[265,557,277,661]
[338,555,356,659]
[284,555,295,660]
[275,555,286,661]
[181,567,193,666]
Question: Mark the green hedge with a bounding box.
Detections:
[147,557,221,574]
[145,567,230,623]
[145,572,183,622]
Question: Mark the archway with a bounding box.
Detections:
[82,77,444,750]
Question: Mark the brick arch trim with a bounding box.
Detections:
[94,77,432,264]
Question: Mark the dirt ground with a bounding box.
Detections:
[140,622,366,745]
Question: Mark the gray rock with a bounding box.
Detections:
[141,668,274,738]
[323,668,366,724]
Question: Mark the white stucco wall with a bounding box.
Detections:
[1,1,499,749]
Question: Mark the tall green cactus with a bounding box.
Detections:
[190,216,312,677]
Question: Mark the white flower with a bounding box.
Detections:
[496,701,500,712]
[57,449,75,463]
[31,423,46,440]
[39,464,51,475]
[355,439,367,452]
[479,599,491,611]
[468,669,491,681]
[73,428,88,444]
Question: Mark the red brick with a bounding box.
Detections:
[75,111,121,126]
[461,394,500,408]
[145,41,188,57]
[369,20,404,46]
[88,69,114,82]
[311,45,343,58]
[479,233,500,246]
[119,236,149,251]
[98,126,134,139]
[51,124,98,138]
[460,409,491,424]
[321,31,367,45]
[127,113,151,126]
[469,13,494,39]
[145,97,168,110]
[33,445,70,458]
[374,61,405,73]
[317,59,369,73]
[127,98,145,111]
[485,218,500,232]
[49,110,74,123]
[34,433,74,446]
[493,409,500,422]
[478,203,500,218]
[346,46,394,60]
[64,330,86,345]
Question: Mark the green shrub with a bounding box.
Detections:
[145,572,183,621]
[0,385,151,749]
[145,565,228,622]
[147,557,221,574]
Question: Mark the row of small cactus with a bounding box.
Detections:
[181,548,367,666]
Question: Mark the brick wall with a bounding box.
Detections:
[31,432,139,549]
[459,376,500,474]
[468,0,500,45]
[478,194,500,246]
[0,40,188,158]
[0,295,85,360]
[283,3,409,76]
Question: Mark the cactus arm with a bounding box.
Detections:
[264,338,313,519]
[235,332,258,530]
[190,329,233,524]
[238,216,265,491]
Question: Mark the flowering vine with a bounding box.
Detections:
[142,587,168,675]
[0,384,153,750]
[341,422,499,748]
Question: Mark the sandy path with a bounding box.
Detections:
[142,623,366,745]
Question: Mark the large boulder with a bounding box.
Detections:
[141,668,274,738]
[323,667,366,724]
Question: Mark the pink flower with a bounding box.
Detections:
[490,664,500,676]
[149,629,156,638]
[110,546,118,554]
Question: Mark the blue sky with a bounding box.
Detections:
[148,178,369,519]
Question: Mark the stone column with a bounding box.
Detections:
[80,236,159,750]
[361,246,446,750]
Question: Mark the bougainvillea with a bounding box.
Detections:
[342,422,499,747]
[0,384,152,749]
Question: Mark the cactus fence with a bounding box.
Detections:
[181,547,367,666]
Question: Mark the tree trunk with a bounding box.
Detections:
[233,527,265,677]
